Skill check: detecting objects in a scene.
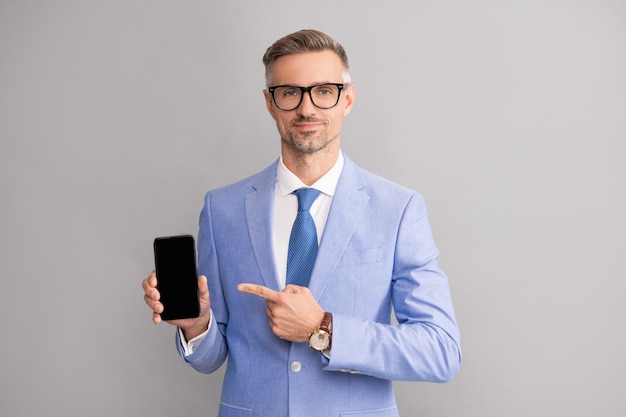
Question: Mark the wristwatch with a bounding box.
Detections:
[309,312,332,352]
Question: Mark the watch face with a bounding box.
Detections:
[309,330,330,350]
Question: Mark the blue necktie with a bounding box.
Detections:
[286,187,321,287]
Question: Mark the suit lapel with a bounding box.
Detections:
[308,157,370,298]
[245,161,281,290]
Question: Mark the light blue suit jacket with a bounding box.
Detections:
[177,154,461,417]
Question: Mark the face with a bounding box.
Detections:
[264,50,355,156]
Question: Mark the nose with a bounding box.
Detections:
[296,89,316,115]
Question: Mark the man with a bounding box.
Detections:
[143,29,461,417]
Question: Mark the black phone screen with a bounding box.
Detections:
[153,235,200,320]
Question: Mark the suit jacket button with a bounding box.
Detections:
[290,361,302,373]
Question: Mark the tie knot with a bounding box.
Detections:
[294,188,320,212]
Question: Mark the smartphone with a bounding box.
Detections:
[153,234,200,320]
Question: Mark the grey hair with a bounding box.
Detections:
[263,29,351,87]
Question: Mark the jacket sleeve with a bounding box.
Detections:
[175,191,229,374]
[323,193,462,382]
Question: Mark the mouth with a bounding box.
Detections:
[291,118,324,131]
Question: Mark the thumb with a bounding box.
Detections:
[198,275,209,296]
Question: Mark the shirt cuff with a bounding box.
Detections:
[178,311,213,357]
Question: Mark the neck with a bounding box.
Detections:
[281,146,340,186]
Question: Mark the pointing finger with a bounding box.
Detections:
[238,283,279,301]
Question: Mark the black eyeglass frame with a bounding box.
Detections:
[267,83,349,111]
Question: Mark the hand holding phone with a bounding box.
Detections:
[153,235,201,321]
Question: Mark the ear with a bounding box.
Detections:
[342,83,356,117]
[263,89,277,120]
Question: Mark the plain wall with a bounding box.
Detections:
[1,1,624,416]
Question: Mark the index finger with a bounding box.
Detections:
[237,283,280,301]
[142,271,158,295]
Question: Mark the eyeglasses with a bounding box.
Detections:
[267,83,348,111]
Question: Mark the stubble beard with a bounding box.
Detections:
[283,127,338,154]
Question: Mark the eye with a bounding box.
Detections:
[313,84,338,97]
[280,87,300,98]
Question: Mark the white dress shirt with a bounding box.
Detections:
[180,153,344,355]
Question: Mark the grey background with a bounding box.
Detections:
[1,1,624,416]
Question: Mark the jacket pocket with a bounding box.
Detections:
[219,401,253,416]
[340,405,398,416]
[336,247,383,266]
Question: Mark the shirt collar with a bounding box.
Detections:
[276,152,344,197]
